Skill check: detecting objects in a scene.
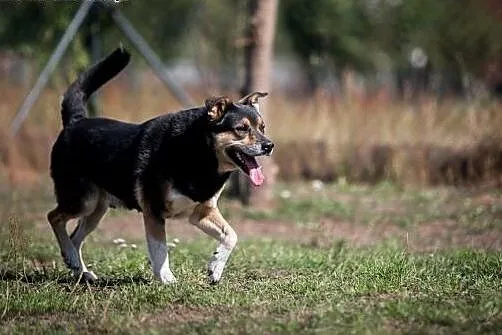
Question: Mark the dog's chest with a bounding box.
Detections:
[163,188,197,218]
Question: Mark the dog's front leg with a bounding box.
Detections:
[143,212,177,284]
[190,204,237,284]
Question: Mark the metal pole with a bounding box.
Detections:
[10,1,93,135]
[87,3,102,117]
[108,8,194,107]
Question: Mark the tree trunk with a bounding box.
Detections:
[231,0,279,208]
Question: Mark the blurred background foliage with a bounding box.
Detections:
[1,0,502,92]
[2,0,502,187]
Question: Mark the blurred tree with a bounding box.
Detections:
[374,0,502,95]
[187,0,245,91]
[229,0,278,207]
[0,2,91,75]
[2,0,502,99]
[280,0,502,96]
[281,0,375,92]
[0,1,198,76]
[118,0,199,61]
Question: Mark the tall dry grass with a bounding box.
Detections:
[1,72,502,187]
[269,93,502,185]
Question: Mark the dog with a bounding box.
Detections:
[47,47,274,284]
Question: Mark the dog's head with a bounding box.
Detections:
[206,92,274,186]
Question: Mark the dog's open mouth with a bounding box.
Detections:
[226,148,264,186]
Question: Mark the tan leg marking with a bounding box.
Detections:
[189,204,237,284]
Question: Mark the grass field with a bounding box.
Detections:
[1,180,502,334]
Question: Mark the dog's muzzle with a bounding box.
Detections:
[262,141,274,156]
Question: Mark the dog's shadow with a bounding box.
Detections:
[0,270,150,287]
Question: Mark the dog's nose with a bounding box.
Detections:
[262,141,274,155]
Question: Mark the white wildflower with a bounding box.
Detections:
[113,238,126,245]
[280,190,291,199]
[312,180,324,191]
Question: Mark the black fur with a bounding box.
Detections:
[61,47,130,127]
[50,48,266,219]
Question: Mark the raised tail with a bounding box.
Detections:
[61,47,131,127]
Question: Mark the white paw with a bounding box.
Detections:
[156,268,177,284]
[208,259,225,284]
[207,246,232,284]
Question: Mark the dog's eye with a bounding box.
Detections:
[260,125,265,133]
[235,124,250,132]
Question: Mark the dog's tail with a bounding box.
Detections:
[61,47,131,127]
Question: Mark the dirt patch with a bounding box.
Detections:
[88,212,404,248]
[411,220,502,251]
[139,304,230,327]
[47,211,502,252]
[0,311,110,334]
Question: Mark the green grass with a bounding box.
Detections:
[242,197,353,222]
[237,181,502,229]
[1,236,502,334]
[2,181,502,334]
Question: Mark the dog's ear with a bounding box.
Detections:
[205,96,231,121]
[237,92,268,114]
[237,92,268,106]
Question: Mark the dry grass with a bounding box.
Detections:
[269,95,502,185]
[271,96,502,148]
[2,72,502,186]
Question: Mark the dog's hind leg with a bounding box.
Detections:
[48,186,101,282]
[189,204,238,284]
[143,211,177,284]
[69,196,109,282]
[48,208,81,274]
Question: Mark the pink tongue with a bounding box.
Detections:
[249,166,264,186]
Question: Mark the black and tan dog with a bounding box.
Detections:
[48,47,273,284]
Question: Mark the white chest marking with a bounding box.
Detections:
[163,188,197,218]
